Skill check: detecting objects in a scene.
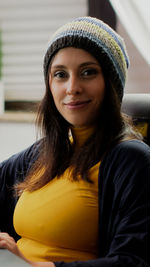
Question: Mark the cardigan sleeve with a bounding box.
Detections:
[0,141,39,239]
[54,140,150,267]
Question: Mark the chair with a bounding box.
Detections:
[121,94,150,145]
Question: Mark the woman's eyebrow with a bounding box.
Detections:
[51,62,99,69]
[79,62,100,67]
[51,64,66,70]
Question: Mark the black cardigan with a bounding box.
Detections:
[0,140,150,267]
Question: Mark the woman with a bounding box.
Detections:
[0,16,150,267]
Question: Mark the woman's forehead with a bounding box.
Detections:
[50,47,100,68]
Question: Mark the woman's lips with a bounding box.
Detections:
[64,100,91,109]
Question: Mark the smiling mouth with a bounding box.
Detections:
[64,100,91,109]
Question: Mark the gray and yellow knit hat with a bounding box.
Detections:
[43,16,129,102]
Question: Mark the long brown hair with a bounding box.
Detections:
[15,69,141,194]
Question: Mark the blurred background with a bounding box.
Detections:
[0,0,150,161]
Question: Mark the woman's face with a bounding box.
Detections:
[49,47,105,127]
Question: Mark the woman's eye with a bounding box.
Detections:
[54,71,67,79]
[82,69,98,77]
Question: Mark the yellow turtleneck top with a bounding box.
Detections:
[13,127,101,262]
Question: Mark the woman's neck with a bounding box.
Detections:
[71,125,96,147]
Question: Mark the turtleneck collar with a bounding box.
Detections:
[71,126,95,147]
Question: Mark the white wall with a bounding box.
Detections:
[0,0,87,101]
[0,122,36,161]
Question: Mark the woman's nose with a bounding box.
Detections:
[66,75,82,95]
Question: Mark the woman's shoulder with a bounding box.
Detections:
[0,140,41,185]
[1,141,39,166]
[110,139,150,161]
[100,139,150,184]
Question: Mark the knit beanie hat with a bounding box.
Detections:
[43,16,129,102]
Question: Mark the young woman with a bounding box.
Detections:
[0,16,150,267]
